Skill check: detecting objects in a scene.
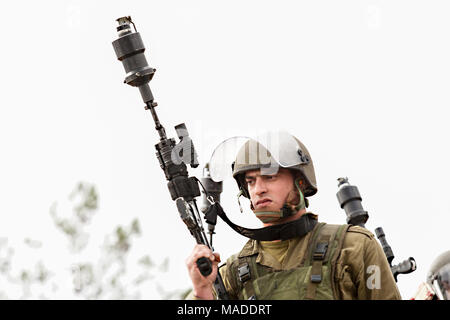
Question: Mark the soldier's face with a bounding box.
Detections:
[245,168,298,212]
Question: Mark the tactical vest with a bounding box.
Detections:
[226,223,350,300]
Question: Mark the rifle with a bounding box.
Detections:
[111,16,229,300]
[336,177,416,282]
[200,163,223,248]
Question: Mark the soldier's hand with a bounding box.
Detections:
[185,244,221,299]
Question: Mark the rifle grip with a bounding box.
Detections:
[196,257,212,276]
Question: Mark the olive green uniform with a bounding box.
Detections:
[217,216,401,300]
[187,215,401,300]
[188,134,401,300]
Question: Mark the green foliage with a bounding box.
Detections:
[0,182,188,299]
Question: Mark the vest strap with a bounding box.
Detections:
[305,234,331,299]
[238,259,256,300]
[238,262,251,283]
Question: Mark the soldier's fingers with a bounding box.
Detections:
[186,245,213,266]
[212,252,221,263]
[194,245,214,262]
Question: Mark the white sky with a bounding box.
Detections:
[0,0,449,299]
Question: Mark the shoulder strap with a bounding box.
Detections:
[329,224,350,298]
[305,223,349,300]
[237,258,257,300]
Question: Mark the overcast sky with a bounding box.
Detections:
[0,0,449,299]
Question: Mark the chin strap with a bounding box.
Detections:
[204,201,318,241]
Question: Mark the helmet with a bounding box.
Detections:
[207,131,320,233]
[427,250,450,300]
[231,132,317,200]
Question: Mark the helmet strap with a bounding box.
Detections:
[236,189,244,213]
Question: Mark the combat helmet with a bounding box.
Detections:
[427,250,450,300]
[207,131,320,237]
[231,132,317,200]
[224,132,316,223]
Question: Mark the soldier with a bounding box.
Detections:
[412,250,450,300]
[429,251,450,300]
[425,250,450,300]
[185,132,401,300]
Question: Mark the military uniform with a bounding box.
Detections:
[218,215,401,300]
[186,133,402,300]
